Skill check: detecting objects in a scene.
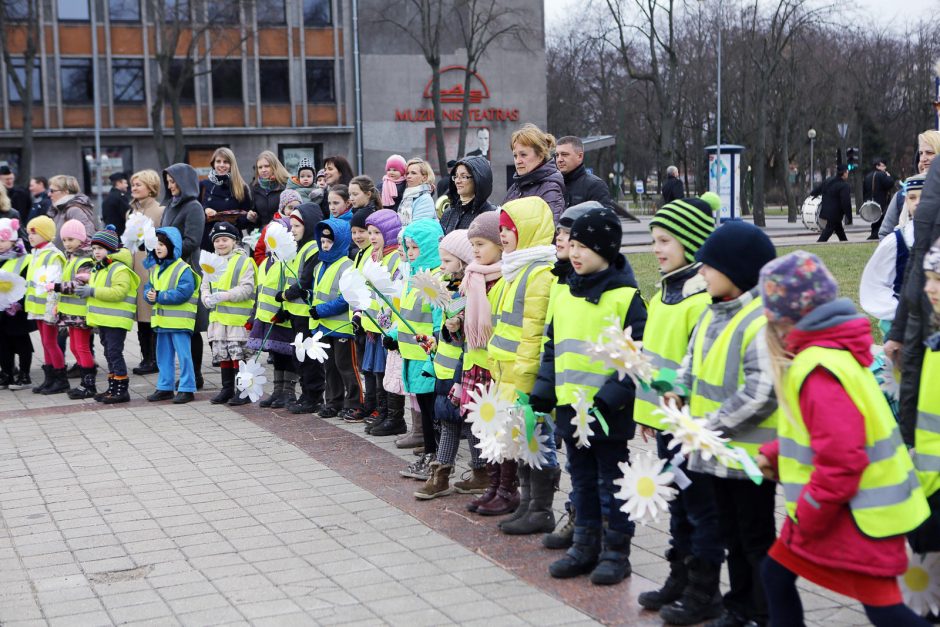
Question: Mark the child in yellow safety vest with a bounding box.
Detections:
[25,216,69,395]
[667,221,778,626]
[0,217,33,390]
[143,226,200,404]
[756,251,929,627]
[49,219,97,400]
[201,222,256,407]
[80,226,139,404]
[348,205,374,422]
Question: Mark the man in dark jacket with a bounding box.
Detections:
[27,176,51,223]
[556,136,611,206]
[442,155,496,233]
[863,159,895,240]
[661,166,684,205]
[812,165,852,242]
[1,165,30,216]
[102,172,130,236]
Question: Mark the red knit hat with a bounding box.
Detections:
[498,210,517,236]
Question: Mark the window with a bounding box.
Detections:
[109,0,140,21]
[259,60,289,103]
[58,0,89,20]
[305,60,333,103]
[167,59,195,103]
[211,59,242,103]
[206,0,237,23]
[164,0,190,22]
[8,59,41,103]
[3,0,30,20]
[60,59,93,103]
[303,0,330,26]
[112,59,144,103]
[257,0,285,24]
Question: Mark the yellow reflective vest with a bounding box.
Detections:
[86,260,140,330]
[1,255,29,280]
[488,261,553,362]
[916,348,940,498]
[25,246,65,316]
[284,240,319,317]
[151,258,201,332]
[780,346,928,537]
[57,256,95,318]
[398,278,436,361]
[362,250,401,334]
[310,257,353,333]
[462,276,504,372]
[208,254,256,327]
[255,257,290,327]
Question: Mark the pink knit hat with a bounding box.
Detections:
[438,229,474,266]
[60,219,89,243]
[0,217,18,241]
[385,154,407,177]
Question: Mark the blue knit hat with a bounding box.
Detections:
[696,222,776,292]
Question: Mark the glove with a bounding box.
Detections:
[4,302,21,316]
[244,321,254,331]
[529,394,553,414]
[205,292,224,307]
[48,283,59,293]
[75,285,94,298]
[309,306,320,320]
[274,290,286,302]
[382,335,398,351]
[272,309,290,324]
[352,314,362,333]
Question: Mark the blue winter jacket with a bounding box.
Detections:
[311,217,352,337]
[143,226,197,333]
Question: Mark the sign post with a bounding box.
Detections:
[705,144,744,223]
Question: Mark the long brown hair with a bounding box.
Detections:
[210,147,247,202]
[349,175,381,208]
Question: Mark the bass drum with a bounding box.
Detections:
[801,196,826,232]
[859,200,882,223]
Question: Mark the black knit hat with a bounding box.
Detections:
[210,221,240,242]
[569,208,622,263]
[320,226,334,242]
[695,221,776,292]
[297,157,315,177]
[350,206,374,230]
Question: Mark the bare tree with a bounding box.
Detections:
[0,0,40,184]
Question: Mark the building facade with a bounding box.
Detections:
[0,0,545,194]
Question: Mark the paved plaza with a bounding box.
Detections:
[0,333,872,626]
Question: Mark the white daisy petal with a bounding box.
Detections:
[362,258,398,299]
[571,388,596,449]
[305,331,330,363]
[410,270,452,309]
[899,550,940,616]
[235,357,268,402]
[586,318,654,386]
[31,264,61,294]
[291,332,308,362]
[264,222,297,262]
[518,423,552,469]
[657,398,729,462]
[197,251,227,283]
[0,271,26,309]
[613,452,677,524]
[338,269,373,311]
[122,213,156,250]
[466,382,512,441]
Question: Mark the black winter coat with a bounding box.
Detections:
[161,163,206,273]
[7,185,30,216]
[442,155,496,233]
[811,176,852,222]
[102,188,130,236]
[661,176,684,204]
[199,177,253,251]
[249,182,285,229]
[563,164,613,210]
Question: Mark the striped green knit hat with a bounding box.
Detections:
[649,198,715,264]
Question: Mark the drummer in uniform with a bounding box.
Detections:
[811,165,852,243]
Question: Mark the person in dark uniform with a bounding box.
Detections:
[812,165,852,242]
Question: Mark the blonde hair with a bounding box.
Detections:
[211,147,248,202]
[0,184,9,213]
[255,150,289,186]
[510,123,556,162]
[919,130,940,156]
[48,174,81,194]
[130,169,161,198]
[406,158,435,192]
[765,320,799,427]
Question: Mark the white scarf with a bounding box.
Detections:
[398,184,431,227]
[501,245,557,282]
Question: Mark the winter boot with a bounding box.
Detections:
[590,528,633,585]
[549,526,602,579]
[364,388,388,433]
[103,376,130,404]
[211,367,236,405]
[466,463,501,512]
[638,549,689,611]
[32,365,53,394]
[544,501,576,549]
[394,405,424,448]
[498,465,531,529]
[275,374,296,409]
[372,393,407,436]
[414,462,454,500]
[67,367,98,400]
[453,466,490,495]
[501,466,558,535]
[42,368,71,395]
[289,393,318,414]
[400,453,434,480]
[259,370,283,407]
[476,460,520,516]
[658,557,724,625]
[95,375,115,402]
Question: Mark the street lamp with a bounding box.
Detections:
[807,128,816,188]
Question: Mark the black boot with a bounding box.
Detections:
[590,528,633,585]
[498,465,531,530]
[549,526,601,579]
[227,388,250,406]
[543,501,576,549]
[638,549,688,611]
[259,370,284,408]
[659,557,724,625]
[365,387,388,433]
[275,375,296,409]
[95,375,115,402]
[211,367,236,404]
[42,368,71,395]
[133,326,158,375]
[32,365,53,394]
[67,368,98,400]
[501,466,558,535]
[103,377,130,404]
[371,392,407,436]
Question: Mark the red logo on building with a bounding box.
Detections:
[423,66,490,104]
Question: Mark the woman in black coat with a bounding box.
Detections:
[198,147,252,251]
[247,150,288,229]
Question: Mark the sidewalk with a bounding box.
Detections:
[0,332,871,626]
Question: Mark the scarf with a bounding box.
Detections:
[397,184,430,226]
[460,261,503,349]
[372,243,398,262]
[501,245,557,282]
[207,170,229,187]
[0,240,25,260]
[381,175,401,207]
[258,177,278,191]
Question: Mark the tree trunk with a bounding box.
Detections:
[430,63,448,180]
[752,94,768,227]
[170,89,186,164]
[455,66,474,159]
[150,87,170,171]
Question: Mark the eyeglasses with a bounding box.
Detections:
[451,175,472,182]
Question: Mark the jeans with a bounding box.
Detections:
[565,438,635,536]
[155,331,195,392]
[99,327,128,376]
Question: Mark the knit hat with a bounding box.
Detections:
[279,189,302,214]
[569,208,622,264]
[60,219,88,243]
[365,208,401,245]
[297,157,315,177]
[467,211,500,245]
[696,222,776,292]
[759,251,838,325]
[498,210,518,237]
[385,154,407,177]
[700,192,721,215]
[210,222,240,242]
[439,229,474,265]
[320,226,335,242]
[560,201,604,229]
[350,206,373,230]
[27,216,55,243]
[650,198,715,264]
[0,217,18,241]
[924,237,940,275]
[905,173,926,193]
[91,225,121,252]
[316,169,326,180]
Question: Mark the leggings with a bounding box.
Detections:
[761,556,930,627]
[415,392,437,455]
[437,420,483,467]
[68,327,95,368]
[271,352,295,373]
[37,321,65,369]
[0,335,32,376]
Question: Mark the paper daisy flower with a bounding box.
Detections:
[32,264,61,294]
[122,213,158,251]
[0,271,26,309]
[197,251,227,283]
[613,452,677,524]
[305,330,330,363]
[518,423,552,469]
[465,381,511,441]
[571,388,596,449]
[264,222,297,262]
[586,318,654,386]
[411,270,452,309]
[900,551,940,616]
[339,269,373,310]
[362,258,398,300]
[235,358,268,402]
[475,435,504,464]
[657,397,729,462]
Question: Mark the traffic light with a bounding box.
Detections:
[847,147,859,171]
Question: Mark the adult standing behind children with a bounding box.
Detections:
[397,158,437,227]
[318,156,354,217]
[441,156,495,233]
[199,147,252,251]
[247,150,288,229]
[504,123,566,223]
[47,175,99,249]
[101,172,130,236]
[128,170,165,376]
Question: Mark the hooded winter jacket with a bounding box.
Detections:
[504,159,566,224]
[143,226,197,334]
[442,156,496,234]
[282,202,324,303]
[310,217,353,337]
[161,163,205,275]
[50,193,99,250]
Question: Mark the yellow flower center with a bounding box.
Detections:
[0,279,12,291]
[480,402,495,423]
[422,287,437,298]
[636,476,656,499]
[266,235,277,249]
[528,437,540,453]
[905,566,930,592]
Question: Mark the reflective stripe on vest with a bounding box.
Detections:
[690,296,777,469]
[916,349,940,497]
[461,276,502,372]
[151,258,200,331]
[433,335,463,380]
[25,247,65,315]
[208,255,255,326]
[362,251,401,333]
[1,254,29,277]
[552,284,638,407]
[86,262,139,330]
[310,257,353,333]
[398,283,435,361]
[284,240,319,316]
[780,346,929,538]
[57,256,94,317]
[488,262,549,360]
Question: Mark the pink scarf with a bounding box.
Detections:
[381,175,401,207]
[460,261,502,349]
